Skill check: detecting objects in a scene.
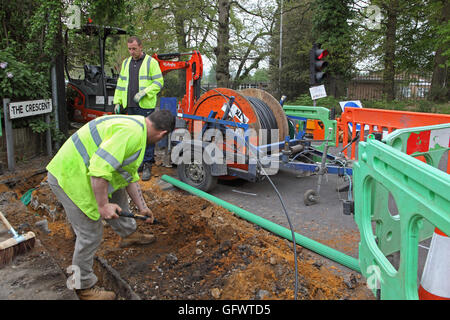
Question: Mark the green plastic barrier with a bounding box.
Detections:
[371,123,450,256]
[353,132,450,300]
[283,105,337,151]
[384,123,450,169]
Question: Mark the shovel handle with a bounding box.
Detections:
[118,211,160,224]
[118,211,148,221]
[118,211,157,222]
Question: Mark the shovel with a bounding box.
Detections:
[118,211,159,224]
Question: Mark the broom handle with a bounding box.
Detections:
[0,211,13,231]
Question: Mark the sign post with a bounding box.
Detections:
[3,98,53,171]
[3,98,14,171]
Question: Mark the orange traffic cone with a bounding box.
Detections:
[418,228,450,300]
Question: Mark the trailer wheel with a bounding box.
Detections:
[304,189,319,206]
[177,158,217,192]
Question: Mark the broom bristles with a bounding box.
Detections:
[0,246,14,267]
[0,232,36,267]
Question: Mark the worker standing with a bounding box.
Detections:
[113,36,164,181]
[46,110,175,300]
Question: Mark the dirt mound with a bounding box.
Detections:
[0,162,372,300]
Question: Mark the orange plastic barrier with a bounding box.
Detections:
[336,108,450,160]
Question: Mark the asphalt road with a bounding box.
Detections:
[209,167,360,273]
[207,163,432,292]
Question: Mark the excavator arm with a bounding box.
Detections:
[152,50,203,114]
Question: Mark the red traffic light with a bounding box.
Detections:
[318,49,328,60]
[310,43,329,85]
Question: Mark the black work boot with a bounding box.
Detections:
[142,163,152,181]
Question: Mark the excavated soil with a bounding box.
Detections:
[0,155,373,300]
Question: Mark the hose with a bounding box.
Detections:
[161,174,362,274]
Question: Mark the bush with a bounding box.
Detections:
[0,48,49,102]
[0,48,66,143]
[288,93,344,114]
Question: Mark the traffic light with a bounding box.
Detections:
[309,43,329,85]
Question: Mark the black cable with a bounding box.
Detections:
[246,96,278,130]
[209,88,299,300]
[245,96,278,143]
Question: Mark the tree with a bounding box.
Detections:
[203,0,280,88]
[228,1,277,88]
[206,65,217,85]
[215,0,231,87]
[269,0,314,100]
[429,0,450,101]
[352,0,441,101]
[312,0,356,98]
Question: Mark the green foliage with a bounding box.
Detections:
[75,0,129,26]
[394,1,436,71]
[352,0,439,73]
[269,0,315,100]
[361,99,448,114]
[0,0,69,146]
[0,49,49,101]
[438,22,450,65]
[1,0,63,101]
[205,66,217,85]
[434,3,450,67]
[28,118,67,143]
[290,94,449,115]
[252,69,269,82]
[289,93,343,114]
[238,68,269,83]
[312,0,355,79]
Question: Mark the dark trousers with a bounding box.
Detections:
[127,107,155,164]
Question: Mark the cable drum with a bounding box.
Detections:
[239,88,290,144]
[192,88,289,147]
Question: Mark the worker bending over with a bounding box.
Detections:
[46,110,175,300]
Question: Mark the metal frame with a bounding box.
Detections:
[177,110,352,182]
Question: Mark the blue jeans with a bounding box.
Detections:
[127,107,155,164]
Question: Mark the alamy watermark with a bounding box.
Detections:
[65,4,81,30]
[366,265,382,290]
[170,122,281,170]
[66,264,81,290]
[364,5,382,30]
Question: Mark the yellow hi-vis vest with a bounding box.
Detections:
[113,54,163,109]
[46,115,147,221]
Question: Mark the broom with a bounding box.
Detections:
[0,211,36,267]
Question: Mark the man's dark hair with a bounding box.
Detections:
[148,109,176,132]
[127,36,142,46]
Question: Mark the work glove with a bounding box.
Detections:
[114,104,121,114]
[133,89,147,103]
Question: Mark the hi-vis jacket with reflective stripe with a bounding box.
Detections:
[46,115,147,221]
[113,54,163,109]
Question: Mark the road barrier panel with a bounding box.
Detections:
[336,107,450,160]
[353,125,450,299]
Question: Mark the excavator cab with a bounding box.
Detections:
[65,24,127,124]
